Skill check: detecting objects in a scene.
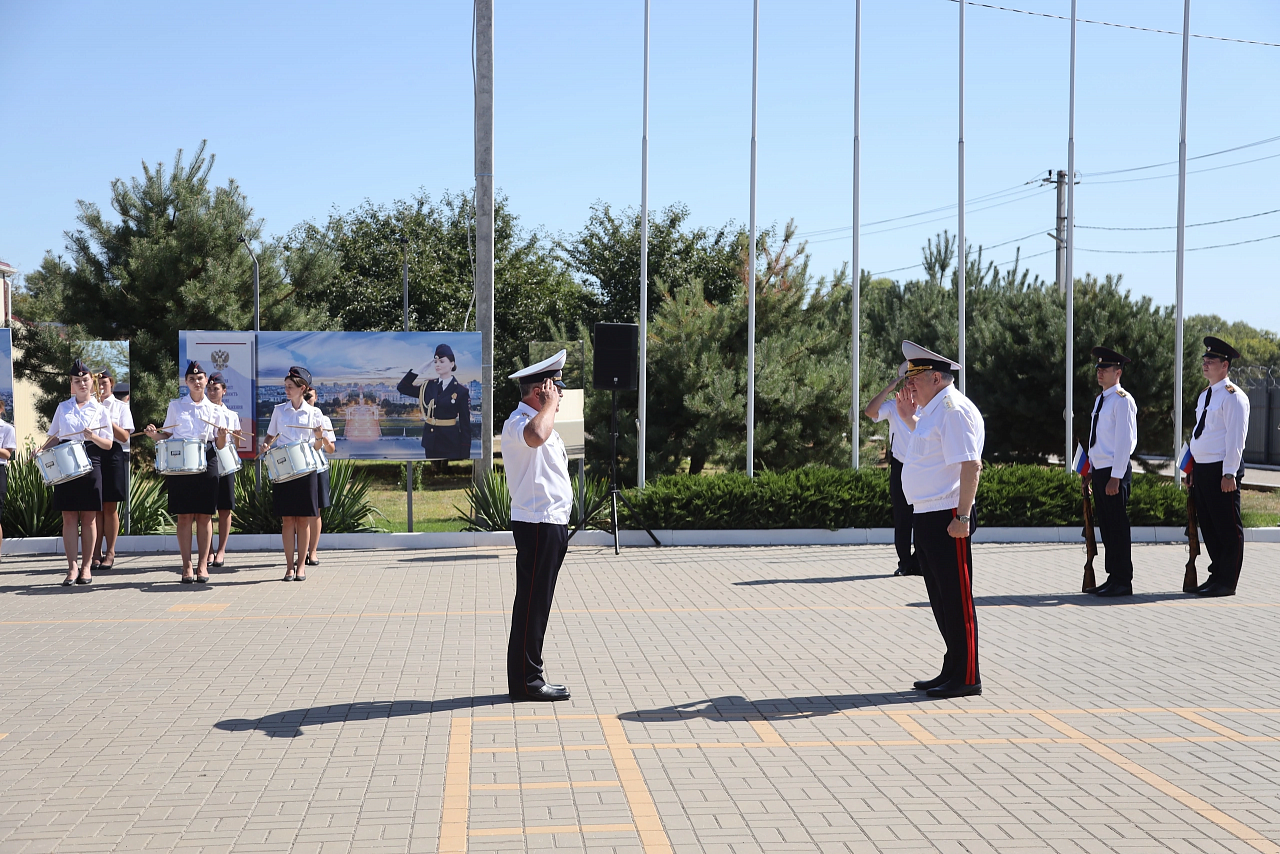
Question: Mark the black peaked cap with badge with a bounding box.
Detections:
[1091,346,1131,368]
[1203,336,1241,362]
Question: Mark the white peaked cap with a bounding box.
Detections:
[509,349,568,381]
[897,360,910,379]
[901,340,961,372]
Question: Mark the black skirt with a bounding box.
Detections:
[216,471,236,511]
[273,471,320,518]
[99,443,129,503]
[318,468,332,509]
[166,444,219,516]
[53,453,103,513]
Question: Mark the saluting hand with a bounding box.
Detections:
[893,387,915,423]
[540,378,560,413]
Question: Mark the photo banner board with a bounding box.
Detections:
[255,331,482,461]
[0,329,13,426]
[178,331,258,457]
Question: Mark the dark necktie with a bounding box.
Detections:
[1088,394,1104,448]
[1193,386,1212,439]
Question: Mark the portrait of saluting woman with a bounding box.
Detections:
[396,343,473,460]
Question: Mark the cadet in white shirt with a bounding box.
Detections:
[206,373,239,569]
[42,359,114,586]
[0,398,17,560]
[1084,347,1139,597]
[864,361,921,576]
[263,366,326,581]
[92,368,134,572]
[897,341,985,699]
[145,361,229,583]
[503,350,574,703]
[302,387,337,568]
[1187,337,1251,597]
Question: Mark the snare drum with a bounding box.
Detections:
[265,441,322,483]
[213,442,243,477]
[38,441,93,486]
[315,447,330,473]
[155,437,209,475]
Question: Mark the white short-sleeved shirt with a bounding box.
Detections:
[1189,377,1251,472]
[318,414,336,445]
[0,419,17,466]
[502,402,573,525]
[901,384,986,513]
[164,396,221,442]
[100,394,136,452]
[268,400,325,445]
[870,398,918,464]
[1086,383,1137,472]
[48,397,111,444]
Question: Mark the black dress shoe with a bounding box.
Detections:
[926,680,982,698]
[512,684,571,702]
[1196,578,1217,595]
[1095,581,1132,597]
[1089,578,1113,595]
[913,673,947,691]
[1197,581,1236,597]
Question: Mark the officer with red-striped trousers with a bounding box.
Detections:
[895,341,986,698]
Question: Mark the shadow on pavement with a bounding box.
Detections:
[215,696,512,738]
[906,591,1195,608]
[734,573,896,586]
[397,553,504,563]
[622,692,937,723]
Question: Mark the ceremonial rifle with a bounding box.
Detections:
[1081,476,1098,593]
[1184,478,1200,593]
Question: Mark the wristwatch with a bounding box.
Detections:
[956,515,970,523]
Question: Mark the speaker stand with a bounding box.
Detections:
[571,390,660,554]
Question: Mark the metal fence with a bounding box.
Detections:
[1237,368,1280,468]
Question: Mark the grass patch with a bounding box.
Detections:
[1241,486,1280,528]
[367,481,470,533]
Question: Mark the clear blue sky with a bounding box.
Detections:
[3,1,1279,333]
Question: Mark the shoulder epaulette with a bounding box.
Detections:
[1225,384,1236,394]
[943,396,955,410]
[1116,390,1127,398]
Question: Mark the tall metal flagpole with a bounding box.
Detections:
[746,0,758,477]
[850,0,861,469]
[1174,0,1191,463]
[957,0,966,393]
[475,0,495,483]
[1064,0,1077,470]
[402,236,413,532]
[638,0,650,488]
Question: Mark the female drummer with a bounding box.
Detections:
[145,361,228,583]
[263,365,325,581]
[302,387,336,567]
[91,368,134,572]
[41,359,113,586]
[206,372,239,569]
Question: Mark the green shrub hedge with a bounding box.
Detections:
[625,464,1185,530]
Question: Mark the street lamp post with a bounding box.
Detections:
[237,235,261,492]
[400,235,413,533]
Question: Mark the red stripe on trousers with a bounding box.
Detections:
[953,511,977,685]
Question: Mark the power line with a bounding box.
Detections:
[1078,207,1280,232]
[797,177,1042,238]
[1077,232,1280,254]
[869,244,1054,278]
[800,185,1049,244]
[1083,150,1280,185]
[1081,133,1280,178]
[947,0,1280,48]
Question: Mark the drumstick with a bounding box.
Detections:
[57,421,110,439]
[130,424,180,438]
[198,416,247,438]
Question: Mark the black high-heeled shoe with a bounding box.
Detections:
[282,568,295,581]
[305,557,319,567]
[62,576,75,587]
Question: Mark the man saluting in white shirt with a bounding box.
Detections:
[896,341,986,699]
[503,350,574,702]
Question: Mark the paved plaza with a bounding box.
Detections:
[1,541,1279,853]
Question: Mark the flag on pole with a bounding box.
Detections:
[1071,444,1090,477]
[1178,443,1194,474]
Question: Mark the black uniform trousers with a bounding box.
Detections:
[1090,463,1133,583]
[913,508,980,686]
[889,457,918,570]
[1193,460,1245,590]
[507,521,569,697]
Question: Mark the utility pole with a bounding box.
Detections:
[1055,170,1067,293]
[475,0,495,485]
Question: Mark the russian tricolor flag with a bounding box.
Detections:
[1071,444,1091,476]
[1178,443,1194,474]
